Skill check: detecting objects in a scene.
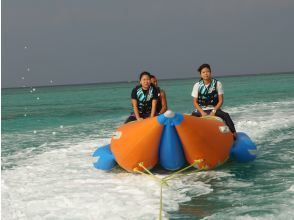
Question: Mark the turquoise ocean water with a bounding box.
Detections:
[2,72,294,220]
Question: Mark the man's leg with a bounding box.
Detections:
[191,110,201,117]
[124,114,137,124]
[215,109,236,133]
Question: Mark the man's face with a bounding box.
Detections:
[140,75,151,89]
[151,78,158,86]
[200,67,212,81]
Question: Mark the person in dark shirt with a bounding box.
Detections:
[125,71,158,123]
[150,75,168,115]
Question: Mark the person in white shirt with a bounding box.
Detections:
[191,63,237,139]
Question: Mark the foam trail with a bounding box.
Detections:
[2,138,217,220]
[2,100,294,219]
[227,100,294,142]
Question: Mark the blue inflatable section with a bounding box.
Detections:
[159,126,186,170]
[230,132,257,162]
[92,144,117,170]
[157,112,184,126]
[158,113,186,170]
[92,111,257,171]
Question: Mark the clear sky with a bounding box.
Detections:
[2,0,294,88]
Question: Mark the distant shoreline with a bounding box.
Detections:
[2,71,293,90]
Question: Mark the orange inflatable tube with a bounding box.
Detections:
[110,117,164,172]
[93,111,254,172]
[175,115,234,169]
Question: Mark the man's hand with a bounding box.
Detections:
[209,111,216,116]
[201,111,208,116]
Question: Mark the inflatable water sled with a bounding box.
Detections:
[93,110,257,172]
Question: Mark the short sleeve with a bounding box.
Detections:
[191,82,199,98]
[131,87,137,99]
[217,81,224,95]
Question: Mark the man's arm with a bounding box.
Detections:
[150,99,158,117]
[131,99,143,121]
[159,90,167,114]
[210,94,223,116]
[210,81,224,116]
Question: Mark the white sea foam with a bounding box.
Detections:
[202,204,294,220]
[1,138,217,220]
[227,100,294,142]
[288,185,294,192]
[3,100,294,220]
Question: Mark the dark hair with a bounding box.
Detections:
[150,74,156,79]
[139,71,151,80]
[197,63,211,73]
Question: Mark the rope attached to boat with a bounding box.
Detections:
[133,159,204,220]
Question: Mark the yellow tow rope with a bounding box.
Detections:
[133,159,204,220]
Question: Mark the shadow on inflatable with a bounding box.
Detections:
[93,110,257,172]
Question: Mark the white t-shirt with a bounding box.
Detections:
[191,80,224,110]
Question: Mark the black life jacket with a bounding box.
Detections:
[136,85,156,114]
[197,78,219,107]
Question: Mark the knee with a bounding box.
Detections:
[216,110,229,118]
[191,111,201,117]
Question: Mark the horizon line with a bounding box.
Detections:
[2,70,293,90]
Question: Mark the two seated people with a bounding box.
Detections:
[125,64,236,139]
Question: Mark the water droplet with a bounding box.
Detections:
[60,125,64,129]
[52,132,56,135]
[27,68,30,72]
[37,97,40,100]
[32,88,36,91]
[24,113,27,117]
[21,77,25,80]
[33,130,37,134]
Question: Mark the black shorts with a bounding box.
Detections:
[124,112,151,124]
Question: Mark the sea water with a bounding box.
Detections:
[2,72,294,220]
